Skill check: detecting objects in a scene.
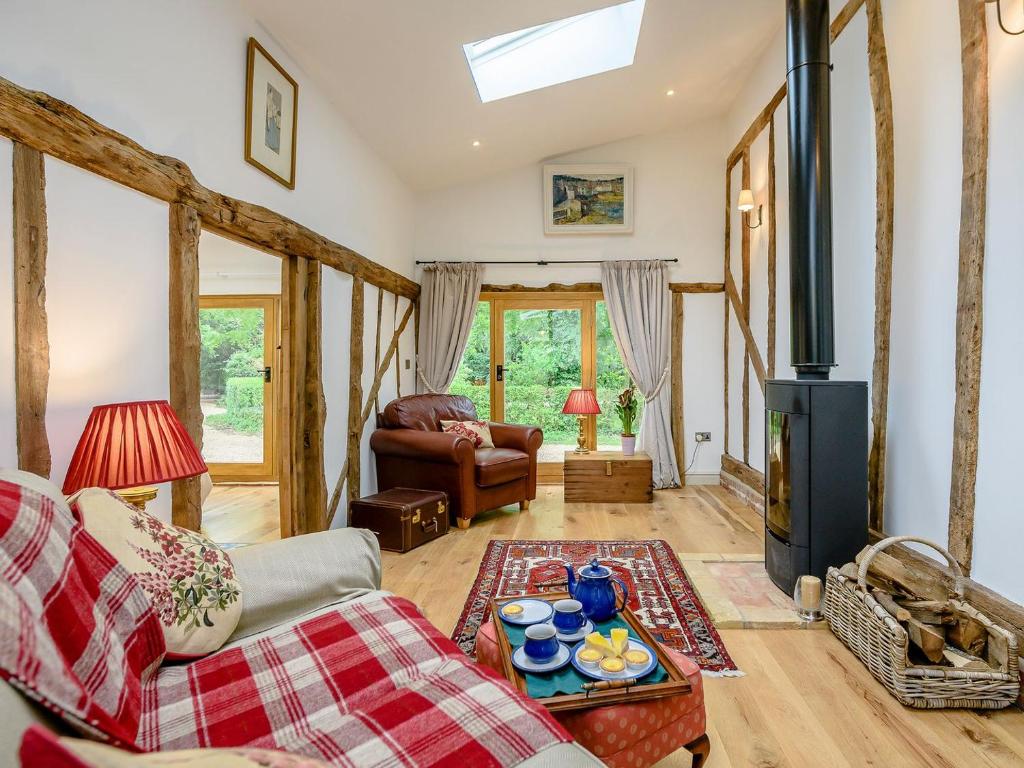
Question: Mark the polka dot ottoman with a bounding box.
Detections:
[475,621,710,768]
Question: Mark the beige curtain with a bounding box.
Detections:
[600,260,681,488]
[416,263,483,394]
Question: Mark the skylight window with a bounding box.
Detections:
[464,0,646,103]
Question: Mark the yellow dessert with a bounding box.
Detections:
[610,627,630,656]
[584,632,617,658]
[501,603,524,617]
[599,657,626,673]
[623,649,650,668]
[578,648,602,667]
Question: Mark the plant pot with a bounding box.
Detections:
[620,434,636,456]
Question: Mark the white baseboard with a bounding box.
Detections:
[682,473,719,486]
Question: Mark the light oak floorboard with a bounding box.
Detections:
[203,484,280,545]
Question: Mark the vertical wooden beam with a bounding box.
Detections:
[670,292,685,483]
[767,118,777,380]
[278,257,295,538]
[283,255,310,536]
[12,143,51,477]
[948,0,989,575]
[168,202,202,530]
[866,0,895,535]
[393,294,402,398]
[302,260,327,532]
[741,151,751,465]
[723,165,732,456]
[346,276,365,513]
[373,286,383,413]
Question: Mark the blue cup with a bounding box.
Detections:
[552,599,586,634]
[523,624,560,661]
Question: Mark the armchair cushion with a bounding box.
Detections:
[369,428,475,464]
[475,448,530,487]
[489,423,543,454]
[226,527,382,644]
[440,419,494,448]
[381,393,477,431]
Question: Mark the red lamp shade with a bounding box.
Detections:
[562,388,601,416]
[62,400,208,495]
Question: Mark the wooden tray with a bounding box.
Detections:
[488,591,692,713]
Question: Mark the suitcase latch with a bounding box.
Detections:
[411,508,421,524]
[437,501,445,517]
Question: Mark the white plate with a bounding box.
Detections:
[552,618,594,643]
[511,643,572,674]
[499,598,554,626]
[570,638,658,681]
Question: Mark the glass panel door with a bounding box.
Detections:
[199,296,278,482]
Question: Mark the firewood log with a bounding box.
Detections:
[948,615,988,657]
[855,546,950,602]
[896,599,955,625]
[872,590,910,622]
[904,616,946,663]
[942,647,990,672]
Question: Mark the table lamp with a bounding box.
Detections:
[562,388,601,454]
[63,400,208,509]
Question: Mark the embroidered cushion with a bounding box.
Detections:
[440,419,494,448]
[69,488,241,660]
[20,725,332,767]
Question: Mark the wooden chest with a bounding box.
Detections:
[563,451,654,503]
[350,488,449,553]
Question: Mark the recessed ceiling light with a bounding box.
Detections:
[472,140,481,147]
[666,89,675,97]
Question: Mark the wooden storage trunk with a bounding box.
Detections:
[563,450,653,503]
[350,488,449,553]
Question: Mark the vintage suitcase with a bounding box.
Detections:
[350,488,449,553]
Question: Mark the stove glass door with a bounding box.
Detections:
[767,410,792,540]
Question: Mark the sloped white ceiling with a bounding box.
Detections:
[243,0,782,191]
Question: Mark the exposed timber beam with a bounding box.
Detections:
[725,271,766,394]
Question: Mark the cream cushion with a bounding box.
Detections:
[69,488,241,659]
[440,418,494,448]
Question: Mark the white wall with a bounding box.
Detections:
[199,231,282,297]
[722,1,1023,603]
[0,0,416,521]
[0,139,16,467]
[415,121,729,479]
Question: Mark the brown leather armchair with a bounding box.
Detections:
[370,394,543,529]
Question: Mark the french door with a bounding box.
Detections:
[198,295,280,482]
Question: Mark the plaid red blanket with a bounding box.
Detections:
[0,480,570,766]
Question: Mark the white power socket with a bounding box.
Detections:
[694,432,712,443]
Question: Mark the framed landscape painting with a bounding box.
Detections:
[245,37,298,189]
[543,164,634,234]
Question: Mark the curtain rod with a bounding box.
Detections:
[415,258,679,266]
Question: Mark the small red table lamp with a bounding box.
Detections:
[562,388,601,454]
[63,400,207,509]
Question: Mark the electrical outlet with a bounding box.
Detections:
[695,431,711,443]
[405,359,411,369]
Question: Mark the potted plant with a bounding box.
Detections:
[615,385,639,456]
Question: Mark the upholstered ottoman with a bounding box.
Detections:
[475,621,710,767]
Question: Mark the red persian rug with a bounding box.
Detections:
[452,539,740,675]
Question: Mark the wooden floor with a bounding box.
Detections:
[202,484,280,544]
[206,483,1024,767]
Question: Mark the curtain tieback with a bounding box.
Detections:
[643,366,670,403]
[416,366,439,394]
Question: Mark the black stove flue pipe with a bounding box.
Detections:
[786,0,835,380]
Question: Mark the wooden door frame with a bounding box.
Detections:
[482,291,601,483]
[199,294,281,483]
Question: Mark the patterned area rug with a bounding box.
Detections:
[452,540,740,675]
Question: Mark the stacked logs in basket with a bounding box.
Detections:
[836,546,1011,672]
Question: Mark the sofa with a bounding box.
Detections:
[0,469,600,767]
[370,394,543,528]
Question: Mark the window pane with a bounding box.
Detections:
[596,301,642,449]
[450,302,491,420]
[199,307,266,464]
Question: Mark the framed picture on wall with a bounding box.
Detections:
[245,37,298,189]
[543,164,634,235]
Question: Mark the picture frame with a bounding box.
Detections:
[245,37,298,189]
[543,164,634,235]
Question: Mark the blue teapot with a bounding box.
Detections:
[565,558,629,622]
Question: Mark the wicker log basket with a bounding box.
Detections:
[824,536,1020,709]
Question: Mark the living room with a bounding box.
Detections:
[1,1,1023,767]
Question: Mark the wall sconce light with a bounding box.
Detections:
[737,189,762,229]
[986,0,1024,35]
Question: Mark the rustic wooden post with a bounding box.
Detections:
[741,151,752,465]
[948,0,989,574]
[168,202,203,530]
[346,276,365,512]
[670,292,685,482]
[303,259,327,531]
[866,0,895,534]
[282,256,310,535]
[12,143,50,477]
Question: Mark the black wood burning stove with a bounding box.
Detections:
[765,0,868,594]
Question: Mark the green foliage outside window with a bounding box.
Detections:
[205,377,264,434]
[199,308,264,396]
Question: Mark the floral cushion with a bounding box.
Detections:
[20,725,332,767]
[440,419,494,448]
[69,488,241,660]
